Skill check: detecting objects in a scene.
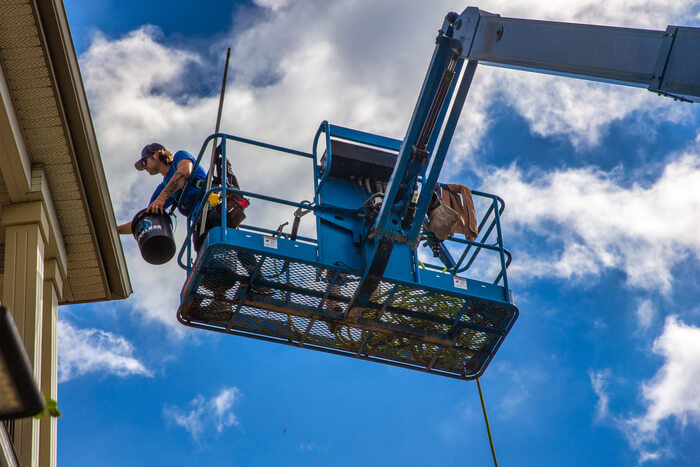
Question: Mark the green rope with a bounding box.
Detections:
[477,378,498,467]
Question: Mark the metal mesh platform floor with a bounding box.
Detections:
[178,245,518,380]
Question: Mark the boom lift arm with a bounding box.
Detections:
[354,7,700,311]
[454,8,700,101]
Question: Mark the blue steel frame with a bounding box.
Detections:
[453,7,700,102]
[175,127,518,380]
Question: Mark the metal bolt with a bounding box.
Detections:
[650,74,655,79]
[455,19,462,29]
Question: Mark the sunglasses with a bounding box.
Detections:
[139,153,154,169]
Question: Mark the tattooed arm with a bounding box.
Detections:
[117,221,132,235]
[147,159,194,215]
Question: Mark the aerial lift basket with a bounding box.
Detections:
[176,126,518,380]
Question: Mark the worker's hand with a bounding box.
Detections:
[147,198,166,215]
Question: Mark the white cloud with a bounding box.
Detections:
[491,362,545,419]
[485,0,698,28]
[590,317,700,463]
[81,27,211,213]
[164,387,241,442]
[211,388,240,433]
[298,442,321,452]
[492,72,689,149]
[627,316,700,436]
[483,151,700,292]
[253,0,289,12]
[121,241,189,334]
[58,319,152,383]
[589,369,612,420]
[635,300,656,330]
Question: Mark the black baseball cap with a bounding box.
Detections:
[134,143,166,170]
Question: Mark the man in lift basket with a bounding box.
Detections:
[117,142,246,252]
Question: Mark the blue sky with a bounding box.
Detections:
[58,1,700,465]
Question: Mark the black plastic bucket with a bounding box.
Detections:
[131,209,176,265]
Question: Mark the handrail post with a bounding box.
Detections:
[313,121,333,200]
[221,140,228,240]
[311,121,326,200]
[492,197,509,299]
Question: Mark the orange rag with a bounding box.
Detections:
[441,184,478,241]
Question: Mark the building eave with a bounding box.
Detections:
[33,0,132,301]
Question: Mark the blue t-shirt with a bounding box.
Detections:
[150,150,208,217]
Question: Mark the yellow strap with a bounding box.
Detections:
[207,192,222,207]
[477,378,498,467]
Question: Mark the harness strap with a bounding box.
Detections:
[291,202,312,241]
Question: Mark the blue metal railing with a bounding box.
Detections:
[175,130,513,301]
[175,132,316,273]
[416,188,512,295]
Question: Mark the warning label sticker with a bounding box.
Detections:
[453,277,467,290]
[263,236,278,249]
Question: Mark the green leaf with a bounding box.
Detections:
[34,396,62,419]
[44,396,61,417]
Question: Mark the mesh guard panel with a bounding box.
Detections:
[179,244,517,380]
